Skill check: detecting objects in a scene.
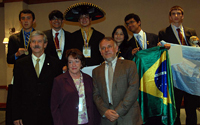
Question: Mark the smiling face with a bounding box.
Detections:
[68,55,82,76]
[49,16,63,31]
[125,18,141,33]
[114,28,124,45]
[20,13,35,32]
[79,14,91,27]
[99,39,118,62]
[170,10,184,25]
[30,35,47,57]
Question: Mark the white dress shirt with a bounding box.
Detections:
[104,57,117,103]
[32,53,46,75]
[133,29,147,49]
[171,24,188,45]
[52,29,65,59]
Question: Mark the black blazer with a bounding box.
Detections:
[70,28,104,66]
[127,32,158,59]
[43,29,71,66]
[12,54,63,125]
[7,29,35,64]
[158,25,197,45]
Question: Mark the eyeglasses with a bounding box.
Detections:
[51,17,62,21]
[126,20,135,26]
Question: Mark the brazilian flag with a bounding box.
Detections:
[132,47,176,125]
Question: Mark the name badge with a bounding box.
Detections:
[83,46,91,58]
[78,97,84,112]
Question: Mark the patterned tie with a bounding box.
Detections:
[24,32,30,46]
[108,62,113,104]
[35,59,40,77]
[137,35,143,49]
[177,28,186,45]
[55,33,59,49]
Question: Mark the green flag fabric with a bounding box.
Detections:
[132,46,176,125]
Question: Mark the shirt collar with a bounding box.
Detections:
[105,56,117,65]
[52,28,62,36]
[171,24,183,31]
[133,29,144,37]
[32,53,45,61]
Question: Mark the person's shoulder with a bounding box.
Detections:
[184,26,196,32]
[146,32,158,37]
[15,55,31,65]
[159,25,171,33]
[72,29,81,34]
[43,29,51,34]
[92,28,104,36]
[82,72,92,80]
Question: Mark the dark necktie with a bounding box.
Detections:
[55,33,59,49]
[177,28,186,45]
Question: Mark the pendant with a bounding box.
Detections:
[84,50,88,54]
[25,51,29,55]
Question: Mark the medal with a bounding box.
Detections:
[84,49,88,54]
[25,51,29,55]
[57,49,62,58]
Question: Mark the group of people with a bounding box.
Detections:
[6,2,199,125]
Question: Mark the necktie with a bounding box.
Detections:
[136,35,143,49]
[55,33,59,49]
[35,59,40,77]
[176,28,186,45]
[24,32,30,46]
[108,62,113,104]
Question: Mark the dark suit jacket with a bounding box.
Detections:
[128,32,158,50]
[70,28,104,66]
[7,30,35,64]
[127,32,158,60]
[51,71,99,125]
[93,59,143,125]
[158,25,197,45]
[12,54,63,125]
[43,29,71,66]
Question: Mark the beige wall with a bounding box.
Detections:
[0,0,200,87]
[27,0,200,36]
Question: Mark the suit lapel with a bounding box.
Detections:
[112,59,122,88]
[65,71,78,92]
[183,27,191,44]
[39,55,54,80]
[26,55,38,80]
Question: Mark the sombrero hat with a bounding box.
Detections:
[64,2,106,22]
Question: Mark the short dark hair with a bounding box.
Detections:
[124,13,141,24]
[65,49,85,68]
[49,10,63,20]
[169,6,184,16]
[19,9,35,21]
[112,25,129,44]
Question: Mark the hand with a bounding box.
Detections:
[62,66,67,72]
[164,44,171,50]
[13,119,23,125]
[132,47,140,55]
[105,109,119,122]
[157,42,162,46]
[15,48,27,57]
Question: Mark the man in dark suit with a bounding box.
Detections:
[12,31,63,125]
[124,13,158,57]
[158,6,198,125]
[7,9,36,64]
[93,37,143,125]
[44,10,71,67]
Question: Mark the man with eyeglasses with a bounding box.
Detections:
[44,10,71,69]
[124,13,159,57]
[159,6,199,125]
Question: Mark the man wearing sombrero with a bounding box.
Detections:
[64,2,105,66]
